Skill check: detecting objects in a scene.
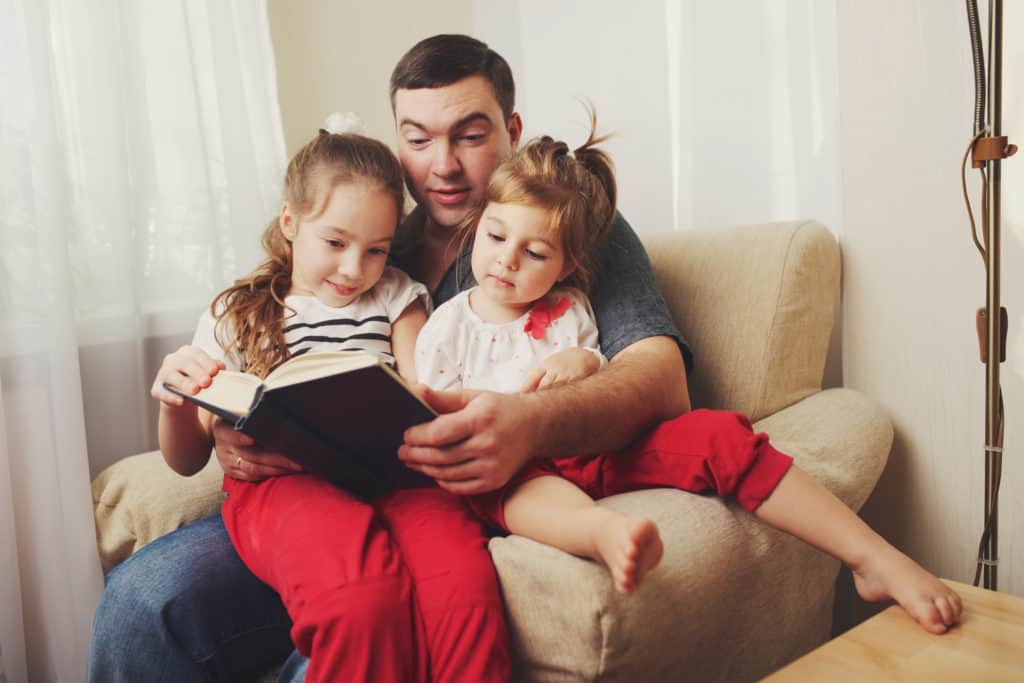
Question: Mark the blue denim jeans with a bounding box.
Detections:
[87,514,309,682]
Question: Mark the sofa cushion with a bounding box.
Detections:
[92,450,224,573]
[643,220,839,421]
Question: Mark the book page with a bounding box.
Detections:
[264,351,380,389]
[193,372,261,416]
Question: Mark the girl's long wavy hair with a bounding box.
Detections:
[459,107,617,294]
[211,131,405,377]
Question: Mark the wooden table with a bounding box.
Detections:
[762,580,1024,682]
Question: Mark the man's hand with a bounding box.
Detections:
[520,348,603,393]
[212,417,304,482]
[399,386,538,495]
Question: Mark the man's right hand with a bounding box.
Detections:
[212,417,304,482]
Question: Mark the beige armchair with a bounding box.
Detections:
[92,220,893,682]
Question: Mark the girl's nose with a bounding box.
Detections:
[337,252,362,279]
[498,246,519,270]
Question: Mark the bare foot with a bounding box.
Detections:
[852,545,962,634]
[593,516,664,594]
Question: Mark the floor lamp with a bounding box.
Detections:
[964,0,1016,590]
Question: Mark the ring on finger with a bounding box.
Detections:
[236,456,243,469]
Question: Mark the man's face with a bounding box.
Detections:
[394,75,522,230]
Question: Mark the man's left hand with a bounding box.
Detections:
[399,385,538,495]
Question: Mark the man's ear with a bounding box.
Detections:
[507,113,523,150]
[279,203,297,240]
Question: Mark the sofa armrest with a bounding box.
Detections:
[490,388,893,683]
[92,450,224,573]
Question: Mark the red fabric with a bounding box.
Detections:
[523,297,572,340]
[468,409,794,530]
[221,476,510,683]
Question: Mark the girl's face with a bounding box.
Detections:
[470,201,574,316]
[281,181,399,308]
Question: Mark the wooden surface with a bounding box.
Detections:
[762,580,1024,682]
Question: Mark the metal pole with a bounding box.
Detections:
[982,0,1004,590]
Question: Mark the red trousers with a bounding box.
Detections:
[221,476,510,683]
[469,409,794,530]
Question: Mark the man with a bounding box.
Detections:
[88,34,690,682]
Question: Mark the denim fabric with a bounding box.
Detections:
[431,211,693,368]
[86,514,301,682]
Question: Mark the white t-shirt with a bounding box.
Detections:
[415,287,605,394]
[192,266,429,371]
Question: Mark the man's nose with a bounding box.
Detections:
[431,140,461,178]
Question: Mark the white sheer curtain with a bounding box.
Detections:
[473,0,842,237]
[0,0,286,680]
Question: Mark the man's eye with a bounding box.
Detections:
[526,249,547,260]
[406,138,429,148]
[325,239,344,248]
[488,232,506,242]
[459,134,485,143]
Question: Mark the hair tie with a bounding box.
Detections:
[322,111,366,136]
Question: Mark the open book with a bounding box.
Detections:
[165,351,435,498]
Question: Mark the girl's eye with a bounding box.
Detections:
[369,247,389,256]
[526,249,547,260]
[488,232,506,243]
[325,239,344,248]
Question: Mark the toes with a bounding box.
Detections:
[934,593,961,626]
[917,601,948,634]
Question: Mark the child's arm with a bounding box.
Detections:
[521,290,607,392]
[391,299,428,384]
[520,347,605,393]
[151,345,225,476]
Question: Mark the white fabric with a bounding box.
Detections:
[472,0,842,237]
[0,1,285,680]
[416,287,604,394]
[193,267,429,370]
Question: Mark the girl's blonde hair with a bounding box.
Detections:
[465,108,617,293]
[211,131,405,377]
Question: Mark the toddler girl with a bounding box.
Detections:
[151,120,507,682]
[414,117,962,635]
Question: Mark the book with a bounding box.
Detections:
[165,351,436,498]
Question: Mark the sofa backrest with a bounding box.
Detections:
[642,220,839,421]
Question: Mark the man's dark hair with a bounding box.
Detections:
[389,34,515,122]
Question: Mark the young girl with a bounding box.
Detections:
[414,119,963,635]
[150,122,508,682]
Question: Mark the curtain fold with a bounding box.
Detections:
[472,0,842,237]
[0,0,286,679]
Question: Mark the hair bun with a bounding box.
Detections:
[322,111,366,136]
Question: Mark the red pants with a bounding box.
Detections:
[221,476,510,683]
[469,409,794,530]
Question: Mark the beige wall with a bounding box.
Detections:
[267,0,471,155]
[838,0,1024,599]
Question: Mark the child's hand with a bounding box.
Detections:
[151,345,225,408]
[520,348,604,393]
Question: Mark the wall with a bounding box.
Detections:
[266,0,471,155]
[837,0,1023,598]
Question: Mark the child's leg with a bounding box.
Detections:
[221,476,428,683]
[503,475,663,595]
[376,487,511,683]
[753,466,962,634]
[593,409,962,633]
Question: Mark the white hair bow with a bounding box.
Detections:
[322,111,366,135]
